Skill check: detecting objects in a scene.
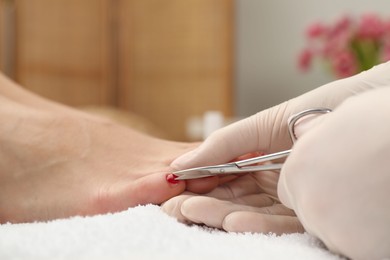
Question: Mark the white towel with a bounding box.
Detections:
[0,205,343,260]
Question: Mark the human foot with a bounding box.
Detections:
[0,97,195,223]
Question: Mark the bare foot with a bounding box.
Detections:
[0,96,196,223]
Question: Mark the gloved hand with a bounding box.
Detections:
[162,62,390,238]
[278,87,390,260]
[173,62,390,172]
[163,171,303,234]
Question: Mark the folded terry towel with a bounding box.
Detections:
[0,205,342,260]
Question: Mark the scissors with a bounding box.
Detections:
[173,108,331,180]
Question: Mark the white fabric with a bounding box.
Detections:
[0,205,342,260]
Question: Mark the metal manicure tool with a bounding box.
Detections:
[173,108,331,180]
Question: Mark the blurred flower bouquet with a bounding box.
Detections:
[298,14,390,78]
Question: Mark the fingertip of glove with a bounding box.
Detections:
[170,149,198,170]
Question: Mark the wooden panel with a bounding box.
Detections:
[118,0,234,140]
[0,1,3,71]
[0,0,15,76]
[13,0,115,106]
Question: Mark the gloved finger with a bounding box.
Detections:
[181,196,295,229]
[171,115,266,170]
[204,175,265,200]
[161,192,277,227]
[292,113,329,139]
[229,194,275,208]
[222,212,304,234]
[160,192,197,224]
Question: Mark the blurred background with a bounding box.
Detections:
[1,0,389,141]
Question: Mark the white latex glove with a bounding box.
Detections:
[162,62,390,243]
[163,166,303,234]
[173,62,390,169]
[278,87,390,260]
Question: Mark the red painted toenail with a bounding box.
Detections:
[166,173,180,184]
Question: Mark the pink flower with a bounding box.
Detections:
[306,22,327,39]
[298,48,313,71]
[331,51,358,78]
[328,15,352,38]
[298,14,390,78]
[322,30,351,57]
[384,19,390,31]
[298,13,388,78]
[357,14,385,40]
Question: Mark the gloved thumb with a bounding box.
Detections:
[293,112,329,140]
[278,112,329,209]
[171,114,262,170]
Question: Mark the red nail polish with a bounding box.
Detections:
[166,174,180,184]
